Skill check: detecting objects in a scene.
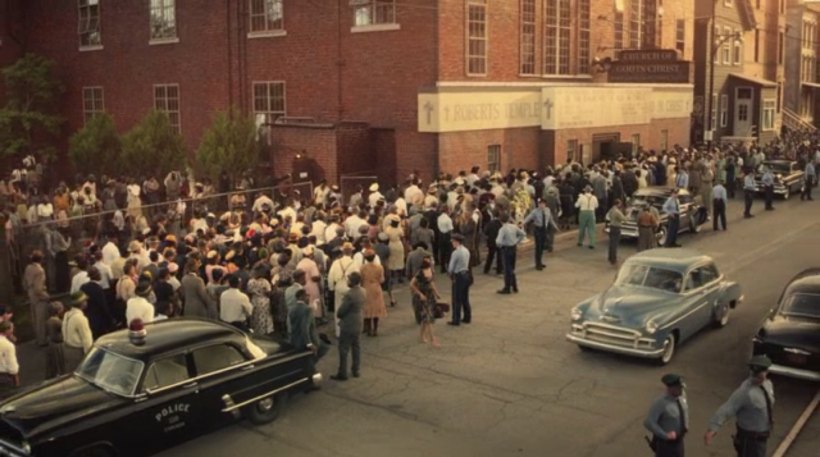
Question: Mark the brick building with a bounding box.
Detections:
[784,0,820,130]
[0,0,695,185]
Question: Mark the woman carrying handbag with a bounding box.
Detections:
[409,256,441,348]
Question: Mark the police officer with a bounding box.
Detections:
[644,373,688,457]
[742,169,757,218]
[704,355,774,457]
[761,166,775,211]
[522,199,559,270]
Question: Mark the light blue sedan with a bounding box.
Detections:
[566,249,743,365]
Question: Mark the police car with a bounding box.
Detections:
[0,318,322,457]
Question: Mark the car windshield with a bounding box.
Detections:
[764,162,791,174]
[615,263,683,293]
[781,293,820,318]
[629,194,666,208]
[76,347,144,397]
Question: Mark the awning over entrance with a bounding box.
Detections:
[729,73,777,87]
[802,82,820,90]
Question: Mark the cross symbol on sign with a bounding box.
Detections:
[424,101,435,125]
[544,99,554,120]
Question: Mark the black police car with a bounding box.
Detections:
[0,318,322,456]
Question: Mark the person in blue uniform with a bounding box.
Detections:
[644,373,689,457]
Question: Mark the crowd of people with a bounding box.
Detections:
[0,128,818,392]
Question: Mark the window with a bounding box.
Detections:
[142,354,190,392]
[466,1,487,76]
[249,0,284,33]
[253,81,286,126]
[733,30,742,65]
[520,0,536,75]
[629,0,642,49]
[722,26,732,64]
[78,0,101,48]
[710,93,717,130]
[150,0,176,41]
[642,0,657,49]
[567,140,578,162]
[713,26,720,64]
[154,84,181,133]
[578,0,591,74]
[544,0,571,75]
[82,87,104,124]
[192,344,247,376]
[720,94,728,128]
[614,10,625,50]
[660,129,668,152]
[487,145,501,172]
[77,348,144,397]
[631,134,640,156]
[354,0,396,27]
[675,19,685,53]
[762,100,776,131]
[754,29,759,63]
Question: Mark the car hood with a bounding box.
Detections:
[760,315,820,352]
[0,375,124,439]
[589,286,672,326]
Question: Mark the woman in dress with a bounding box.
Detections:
[296,246,324,319]
[383,214,406,285]
[360,248,386,337]
[409,256,441,348]
[247,266,274,335]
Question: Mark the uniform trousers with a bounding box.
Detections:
[500,246,518,292]
[437,232,452,273]
[336,331,361,378]
[764,185,774,209]
[732,429,768,457]
[713,199,727,231]
[665,215,680,247]
[744,190,755,216]
[801,177,814,200]
[607,226,621,264]
[533,228,547,268]
[484,243,502,274]
[654,438,684,457]
[451,271,472,324]
[577,210,596,247]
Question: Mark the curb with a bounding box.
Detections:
[772,389,820,457]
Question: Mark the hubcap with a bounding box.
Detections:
[257,397,274,412]
[662,338,674,363]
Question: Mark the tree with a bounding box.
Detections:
[0,53,64,159]
[121,110,186,178]
[68,114,123,177]
[195,110,260,182]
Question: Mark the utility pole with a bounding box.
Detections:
[706,0,717,151]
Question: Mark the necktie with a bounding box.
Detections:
[676,398,687,435]
[760,385,774,431]
[541,209,546,228]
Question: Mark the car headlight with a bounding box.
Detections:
[645,319,659,335]
[22,441,31,455]
[571,307,584,321]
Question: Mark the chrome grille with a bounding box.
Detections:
[582,322,641,346]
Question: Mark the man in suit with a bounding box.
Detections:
[288,289,328,368]
[331,272,365,381]
[180,259,217,319]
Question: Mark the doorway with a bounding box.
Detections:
[592,133,620,162]
[734,87,754,136]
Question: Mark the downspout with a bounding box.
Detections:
[227,0,234,109]
[337,0,344,121]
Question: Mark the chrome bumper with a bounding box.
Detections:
[311,372,323,385]
[768,363,820,382]
[566,332,665,359]
[605,224,640,238]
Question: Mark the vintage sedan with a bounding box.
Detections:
[0,319,322,457]
[752,268,820,381]
[753,160,804,200]
[567,249,742,365]
[605,187,707,246]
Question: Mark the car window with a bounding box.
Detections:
[700,264,720,283]
[616,263,683,293]
[678,195,692,204]
[685,271,704,291]
[77,348,144,397]
[192,344,247,376]
[143,354,190,392]
[781,293,820,318]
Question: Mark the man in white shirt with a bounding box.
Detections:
[70,259,91,294]
[327,243,358,337]
[368,183,384,208]
[404,180,424,208]
[126,280,155,326]
[101,233,121,266]
[310,214,328,246]
[575,185,599,249]
[252,192,275,213]
[92,252,113,290]
[437,208,454,273]
[324,217,343,244]
[220,275,252,330]
[0,321,19,391]
[344,210,368,239]
[63,292,94,371]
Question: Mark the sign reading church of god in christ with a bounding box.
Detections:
[607,49,691,84]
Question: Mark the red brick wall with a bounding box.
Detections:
[268,124,337,182]
[438,127,541,174]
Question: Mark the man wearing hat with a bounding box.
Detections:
[447,233,472,325]
[126,276,155,327]
[662,189,682,248]
[522,199,559,270]
[62,292,93,371]
[644,374,689,456]
[704,355,775,457]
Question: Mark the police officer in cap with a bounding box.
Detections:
[704,355,775,457]
[644,373,688,456]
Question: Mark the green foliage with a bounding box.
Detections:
[0,53,64,158]
[121,110,186,178]
[195,110,260,181]
[69,114,122,177]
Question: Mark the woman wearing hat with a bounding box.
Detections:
[361,248,387,336]
[62,292,93,371]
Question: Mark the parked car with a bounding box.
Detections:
[605,187,707,246]
[0,318,322,457]
[567,249,742,365]
[752,268,820,381]
[753,160,805,200]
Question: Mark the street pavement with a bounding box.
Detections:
[15,195,820,457]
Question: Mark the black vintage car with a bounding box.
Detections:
[605,187,707,246]
[0,319,322,457]
[753,160,805,200]
[753,269,820,381]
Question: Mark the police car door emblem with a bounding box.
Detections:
[155,402,191,432]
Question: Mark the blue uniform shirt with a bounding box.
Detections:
[495,223,526,247]
[662,196,680,216]
[523,207,557,230]
[708,378,774,433]
[447,245,470,274]
[644,394,689,439]
[712,184,728,202]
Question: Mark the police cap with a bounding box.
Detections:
[748,355,772,372]
[661,373,684,387]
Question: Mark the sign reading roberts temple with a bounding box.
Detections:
[608,49,690,84]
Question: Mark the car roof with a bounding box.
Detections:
[633,187,692,197]
[782,268,820,297]
[763,159,793,165]
[626,248,713,272]
[95,318,244,361]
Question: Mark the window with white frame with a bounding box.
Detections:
[642,0,657,49]
[82,87,104,124]
[249,0,284,33]
[78,0,101,48]
[629,0,642,49]
[720,94,728,127]
[578,0,591,74]
[566,139,578,162]
[631,134,640,156]
[733,29,742,65]
[713,26,720,64]
[762,100,776,131]
[150,0,177,41]
[675,19,685,54]
[354,0,396,27]
[154,84,181,133]
[722,27,732,64]
[520,0,536,75]
[253,82,286,127]
[614,9,624,50]
[544,0,571,75]
[487,145,501,172]
[466,0,487,76]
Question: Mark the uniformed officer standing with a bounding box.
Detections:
[761,166,775,211]
[644,373,689,457]
[704,355,775,457]
[742,170,757,218]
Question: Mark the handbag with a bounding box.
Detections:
[433,302,450,319]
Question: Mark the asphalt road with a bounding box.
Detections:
[156,196,819,457]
